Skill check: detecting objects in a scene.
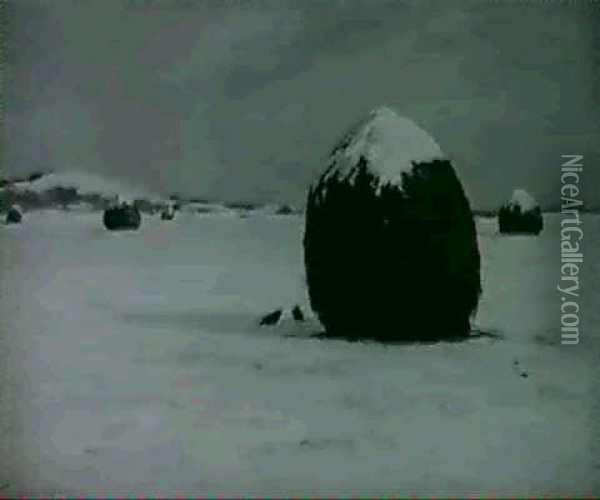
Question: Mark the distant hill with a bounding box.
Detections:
[0,170,163,213]
[0,170,300,216]
[8,170,156,200]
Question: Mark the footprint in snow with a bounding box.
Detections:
[512,359,530,378]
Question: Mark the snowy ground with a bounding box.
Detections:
[1,210,599,497]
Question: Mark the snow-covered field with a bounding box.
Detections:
[1,211,599,496]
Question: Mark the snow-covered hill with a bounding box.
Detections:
[4,170,158,202]
[0,170,298,216]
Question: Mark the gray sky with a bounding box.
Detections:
[5,0,600,208]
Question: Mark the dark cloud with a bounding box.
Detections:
[5,0,600,208]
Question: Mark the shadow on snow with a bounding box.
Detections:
[120,308,502,346]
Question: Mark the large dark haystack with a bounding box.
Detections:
[103,203,142,231]
[498,189,543,235]
[5,205,23,225]
[303,106,481,343]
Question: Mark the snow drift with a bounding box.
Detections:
[303,106,481,342]
[498,189,543,235]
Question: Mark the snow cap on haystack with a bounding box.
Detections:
[506,189,539,212]
[313,105,446,199]
[303,105,481,343]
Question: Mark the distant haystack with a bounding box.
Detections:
[303,106,481,343]
[276,204,296,215]
[160,209,175,220]
[28,171,46,182]
[168,196,182,211]
[103,201,141,231]
[160,202,176,220]
[498,189,543,235]
[5,204,23,224]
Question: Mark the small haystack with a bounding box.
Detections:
[160,203,176,221]
[5,204,23,225]
[103,200,141,231]
[498,189,543,235]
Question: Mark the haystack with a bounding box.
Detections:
[498,189,543,235]
[160,203,176,220]
[303,106,481,342]
[5,204,23,225]
[103,202,141,231]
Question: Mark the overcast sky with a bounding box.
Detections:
[5,0,600,208]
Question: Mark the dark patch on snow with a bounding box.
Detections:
[121,309,322,344]
[291,305,305,322]
[511,358,530,378]
[258,305,308,326]
[28,171,45,182]
[121,308,501,347]
[297,437,355,452]
[297,327,502,345]
[259,309,283,326]
[275,204,297,215]
[533,331,560,348]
